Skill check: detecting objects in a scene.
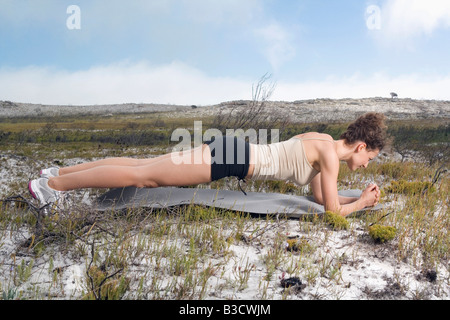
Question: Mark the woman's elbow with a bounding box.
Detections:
[323,203,346,217]
[313,194,324,205]
[310,176,323,205]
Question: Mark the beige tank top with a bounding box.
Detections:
[251,137,333,186]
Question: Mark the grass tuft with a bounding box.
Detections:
[368,224,397,243]
[323,211,349,230]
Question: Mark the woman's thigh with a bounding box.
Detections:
[135,146,205,166]
[137,145,212,187]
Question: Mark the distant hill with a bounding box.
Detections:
[1,98,449,122]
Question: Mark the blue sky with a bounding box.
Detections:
[1,0,450,105]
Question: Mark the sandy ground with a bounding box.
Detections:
[0,173,448,300]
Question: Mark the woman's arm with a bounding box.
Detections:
[314,160,379,217]
[310,174,358,205]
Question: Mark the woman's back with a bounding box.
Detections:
[250,133,334,186]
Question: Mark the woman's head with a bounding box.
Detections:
[340,112,387,152]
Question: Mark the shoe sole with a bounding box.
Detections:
[28,180,38,200]
[28,180,46,204]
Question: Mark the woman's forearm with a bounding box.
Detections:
[335,198,368,217]
[338,196,359,205]
[334,188,378,217]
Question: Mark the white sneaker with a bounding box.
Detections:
[28,178,62,206]
[40,167,60,179]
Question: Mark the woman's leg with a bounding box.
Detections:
[59,153,174,175]
[49,145,212,191]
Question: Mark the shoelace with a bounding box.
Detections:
[237,178,247,196]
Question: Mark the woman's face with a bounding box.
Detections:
[347,144,379,171]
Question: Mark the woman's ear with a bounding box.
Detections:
[356,142,367,152]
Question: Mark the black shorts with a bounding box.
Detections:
[204,136,250,181]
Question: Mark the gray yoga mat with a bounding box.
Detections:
[95,187,382,218]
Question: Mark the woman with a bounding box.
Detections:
[29,112,386,217]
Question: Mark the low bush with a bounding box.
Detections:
[368,224,397,243]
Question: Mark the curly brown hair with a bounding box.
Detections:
[340,112,387,151]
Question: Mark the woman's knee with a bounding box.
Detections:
[124,167,158,188]
[133,174,160,188]
[135,180,160,188]
[136,173,159,188]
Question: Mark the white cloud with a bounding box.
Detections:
[274,72,450,101]
[1,62,449,106]
[375,0,450,45]
[254,22,296,71]
[0,61,251,105]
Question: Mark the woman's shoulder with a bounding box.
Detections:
[292,132,334,142]
[292,132,338,171]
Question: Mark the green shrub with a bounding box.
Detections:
[368,224,396,243]
[285,238,314,254]
[379,162,407,179]
[323,211,349,230]
[386,180,435,195]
